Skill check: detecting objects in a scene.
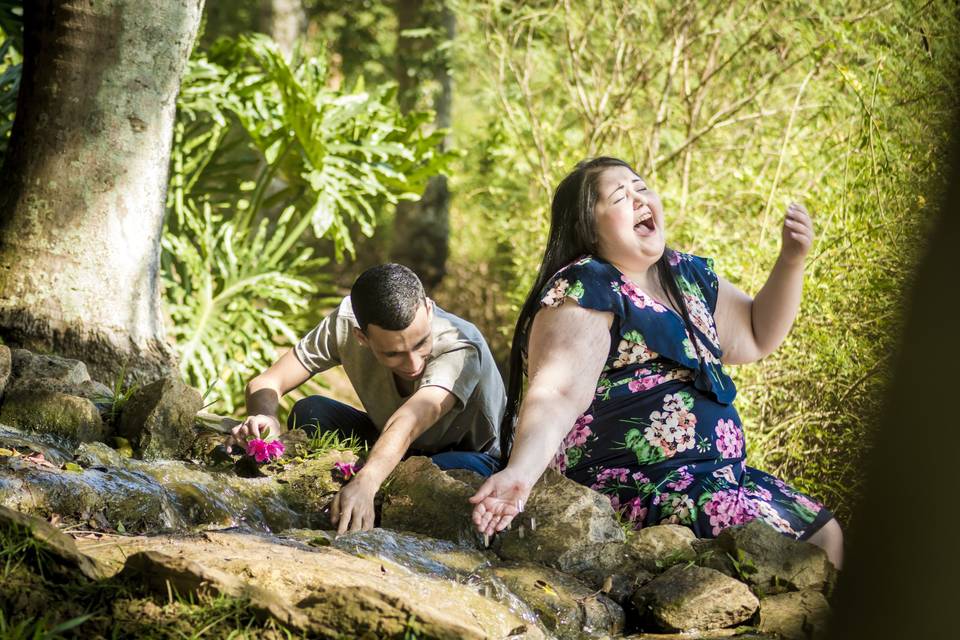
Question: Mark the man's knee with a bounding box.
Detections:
[430,451,500,477]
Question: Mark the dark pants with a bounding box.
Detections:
[288,395,500,477]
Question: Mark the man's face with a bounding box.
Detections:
[354,301,434,381]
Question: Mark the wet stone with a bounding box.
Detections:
[758,589,831,640]
[0,388,107,443]
[117,375,202,460]
[709,520,836,595]
[485,561,625,640]
[632,564,759,632]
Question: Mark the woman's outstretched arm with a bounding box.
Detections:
[469,303,611,536]
[715,202,814,364]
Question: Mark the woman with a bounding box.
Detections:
[469,157,843,568]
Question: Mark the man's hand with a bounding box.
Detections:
[469,466,535,537]
[226,414,280,453]
[331,474,379,534]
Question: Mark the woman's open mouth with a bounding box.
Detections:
[634,210,656,236]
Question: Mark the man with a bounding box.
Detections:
[228,263,505,533]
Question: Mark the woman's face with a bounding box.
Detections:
[593,165,665,268]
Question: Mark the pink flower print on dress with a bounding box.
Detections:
[622,496,648,524]
[666,465,694,491]
[590,467,631,490]
[632,470,650,484]
[245,438,286,463]
[714,419,743,459]
[619,277,668,313]
[794,493,822,515]
[541,278,570,307]
[703,488,759,536]
[756,500,799,537]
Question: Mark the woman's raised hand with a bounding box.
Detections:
[469,467,535,537]
[780,202,814,266]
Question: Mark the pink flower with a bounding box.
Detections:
[714,419,743,459]
[619,277,668,313]
[703,489,759,536]
[621,496,648,524]
[666,465,694,491]
[333,461,360,481]
[245,438,285,463]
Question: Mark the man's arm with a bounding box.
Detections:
[226,349,312,451]
[331,385,457,533]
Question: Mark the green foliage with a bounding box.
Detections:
[0,0,22,162]
[164,34,452,412]
[440,0,960,522]
[0,611,92,640]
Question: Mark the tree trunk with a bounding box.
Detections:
[391,0,453,292]
[259,0,305,60]
[0,0,204,382]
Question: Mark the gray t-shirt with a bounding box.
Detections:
[293,297,504,456]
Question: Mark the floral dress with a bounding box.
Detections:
[540,253,833,540]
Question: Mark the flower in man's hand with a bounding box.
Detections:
[333,461,360,481]
[245,438,285,463]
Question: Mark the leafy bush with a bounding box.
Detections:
[164,35,452,412]
[439,0,960,521]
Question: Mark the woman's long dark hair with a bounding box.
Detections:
[498,157,703,465]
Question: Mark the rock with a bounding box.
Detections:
[0,387,107,443]
[492,469,626,577]
[80,529,544,639]
[758,590,831,640]
[10,349,91,387]
[484,562,624,639]
[627,524,698,572]
[118,550,311,630]
[117,376,202,460]
[0,505,105,580]
[709,519,836,595]
[275,452,358,528]
[632,564,759,632]
[381,456,484,546]
[0,344,10,398]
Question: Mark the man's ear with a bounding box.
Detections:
[353,326,368,347]
[425,298,434,319]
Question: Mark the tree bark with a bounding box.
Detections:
[0,0,204,382]
[391,0,453,292]
[259,0,306,60]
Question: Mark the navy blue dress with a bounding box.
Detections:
[539,252,833,540]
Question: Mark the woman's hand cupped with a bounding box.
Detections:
[780,202,814,266]
[469,467,535,537]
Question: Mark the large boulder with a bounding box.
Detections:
[484,562,624,639]
[705,519,836,595]
[117,376,202,460]
[758,590,831,640]
[274,451,359,528]
[626,524,698,572]
[0,388,106,443]
[632,564,759,632]
[0,344,10,398]
[491,469,626,575]
[0,349,110,443]
[118,550,310,630]
[380,456,485,545]
[9,349,90,387]
[81,529,545,640]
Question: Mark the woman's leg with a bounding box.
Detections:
[806,517,843,569]
[287,396,379,448]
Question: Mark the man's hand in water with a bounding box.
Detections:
[331,473,378,534]
[226,414,280,453]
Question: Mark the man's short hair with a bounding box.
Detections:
[350,264,427,332]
